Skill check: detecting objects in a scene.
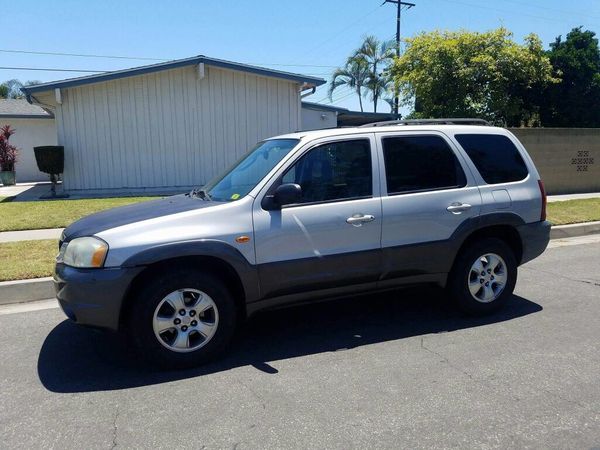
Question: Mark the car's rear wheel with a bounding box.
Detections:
[448,237,517,315]
[129,268,237,368]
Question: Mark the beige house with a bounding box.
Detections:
[0,99,57,183]
[22,56,324,194]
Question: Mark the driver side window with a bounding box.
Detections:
[282,139,372,205]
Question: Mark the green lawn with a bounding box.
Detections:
[547,198,600,225]
[0,239,57,282]
[0,196,158,232]
[0,196,598,282]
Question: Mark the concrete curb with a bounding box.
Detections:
[1,221,600,306]
[0,277,54,305]
[550,220,600,239]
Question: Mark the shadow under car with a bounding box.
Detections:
[37,286,542,393]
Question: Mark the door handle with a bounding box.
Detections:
[346,214,375,226]
[446,202,472,214]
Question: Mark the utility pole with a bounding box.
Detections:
[384,0,415,115]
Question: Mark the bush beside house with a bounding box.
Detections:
[0,125,18,186]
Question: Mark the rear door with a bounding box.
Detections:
[376,131,482,282]
[253,134,382,299]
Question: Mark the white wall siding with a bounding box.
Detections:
[1,118,57,182]
[55,65,301,192]
[301,107,338,130]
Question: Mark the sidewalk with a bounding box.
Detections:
[0,228,63,243]
[3,182,599,203]
[0,181,62,201]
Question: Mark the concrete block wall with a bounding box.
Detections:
[510,128,599,195]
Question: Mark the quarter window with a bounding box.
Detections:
[281,139,372,204]
[382,135,467,194]
[455,134,529,184]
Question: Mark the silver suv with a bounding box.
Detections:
[55,119,551,368]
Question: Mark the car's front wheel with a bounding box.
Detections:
[129,268,237,368]
[448,237,518,315]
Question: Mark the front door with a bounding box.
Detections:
[253,135,382,299]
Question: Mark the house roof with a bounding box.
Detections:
[301,101,400,126]
[301,101,349,113]
[337,110,400,127]
[21,55,326,96]
[0,99,54,118]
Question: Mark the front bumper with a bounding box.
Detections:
[54,263,143,330]
[517,220,552,265]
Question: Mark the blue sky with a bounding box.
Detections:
[3,0,599,114]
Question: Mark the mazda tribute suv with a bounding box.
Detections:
[54,119,551,368]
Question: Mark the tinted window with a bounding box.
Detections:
[282,139,372,204]
[455,134,529,184]
[382,135,466,194]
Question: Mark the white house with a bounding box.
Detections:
[0,99,57,182]
[301,101,399,129]
[22,56,324,194]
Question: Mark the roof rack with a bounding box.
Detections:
[359,118,491,127]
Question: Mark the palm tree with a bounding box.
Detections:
[354,36,396,112]
[328,56,369,112]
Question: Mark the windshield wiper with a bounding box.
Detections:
[188,188,211,200]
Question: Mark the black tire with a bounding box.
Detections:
[128,268,237,369]
[447,237,518,315]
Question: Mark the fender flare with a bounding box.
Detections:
[122,239,260,303]
[448,212,526,262]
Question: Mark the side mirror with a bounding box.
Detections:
[263,183,302,210]
[274,183,302,206]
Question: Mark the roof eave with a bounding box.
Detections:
[21,55,326,96]
[0,114,54,119]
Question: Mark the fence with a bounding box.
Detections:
[510,128,599,195]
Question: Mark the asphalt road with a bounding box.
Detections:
[1,236,599,449]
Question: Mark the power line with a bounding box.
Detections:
[439,0,595,24]
[0,49,165,61]
[500,0,600,21]
[300,4,384,59]
[313,85,354,104]
[329,90,359,105]
[0,49,339,69]
[0,66,108,73]
[248,63,337,68]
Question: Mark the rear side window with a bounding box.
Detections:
[455,134,529,184]
[382,135,466,194]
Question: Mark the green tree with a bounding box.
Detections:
[0,79,41,99]
[329,56,369,112]
[540,27,600,127]
[354,36,396,113]
[392,28,557,126]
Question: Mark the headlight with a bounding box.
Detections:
[59,237,108,268]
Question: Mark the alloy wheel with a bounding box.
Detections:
[152,288,219,353]
[468,253,508,303]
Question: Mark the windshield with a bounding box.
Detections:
[202,139,299,202]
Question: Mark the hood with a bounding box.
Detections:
[63,194,222,241]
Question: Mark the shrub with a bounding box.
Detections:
[0,125,18,171]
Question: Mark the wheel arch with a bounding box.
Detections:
[118,240,259,330]
[450,214,526,276]
[456,224,523,265]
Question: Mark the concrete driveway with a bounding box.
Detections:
[0,236,599,449]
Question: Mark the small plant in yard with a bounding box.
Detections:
[0,125,18,186]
